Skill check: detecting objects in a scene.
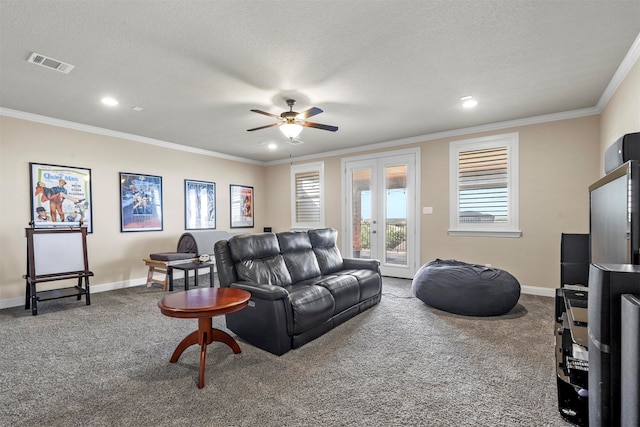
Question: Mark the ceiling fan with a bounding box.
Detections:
[247,99,338,140]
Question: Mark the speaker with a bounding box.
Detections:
[621,294,640,427]
[561,233,590,286]
[604,132,640,174]
[588,264,640,426]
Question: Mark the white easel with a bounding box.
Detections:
[24,224,93,315]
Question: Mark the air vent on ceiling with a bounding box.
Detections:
[27,52,75,74]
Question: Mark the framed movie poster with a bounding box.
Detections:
[119,172,163,232]
[230,184,254,228]
[184,179,216,230]
[30,162,93,233]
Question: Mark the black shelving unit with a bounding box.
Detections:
[555,285,589,426]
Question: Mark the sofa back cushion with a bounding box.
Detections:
[236,255,292,286]
[229,233,280,261]
[229,233,292,286]
[278,231,321,283]
[309,228,344,274]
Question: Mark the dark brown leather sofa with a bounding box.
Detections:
[214,228,382,355]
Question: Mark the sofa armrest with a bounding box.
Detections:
[229,281,289,301]
[342,257,381,272]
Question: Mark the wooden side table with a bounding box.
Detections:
[158,287,251,388]
[143,258,172,291]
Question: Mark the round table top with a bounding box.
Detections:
[158,287,250,319]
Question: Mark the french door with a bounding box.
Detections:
[342,149,419,278]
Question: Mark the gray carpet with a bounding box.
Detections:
[0,277,569,426]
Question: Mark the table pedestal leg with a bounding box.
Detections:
[168,317,242,388]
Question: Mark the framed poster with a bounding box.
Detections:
[119,172,163,232]
[184,179,216,230]
[230,184,254,228]
[30,162,93,233]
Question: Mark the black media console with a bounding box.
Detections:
[555,285,589,426]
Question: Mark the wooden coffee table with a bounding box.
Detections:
[158,287,251,388]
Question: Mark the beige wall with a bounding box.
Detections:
[600,56,640,167]
[266,116,601,290]
[0,116,265,302]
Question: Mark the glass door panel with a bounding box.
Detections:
[350,167,374,259]
[384,164,407,266]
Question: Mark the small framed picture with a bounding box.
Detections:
[119,172,163,232]
[30,162,93,233]
[230,184,254,228]
[184,179,216,230]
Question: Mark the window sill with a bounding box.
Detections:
[290,225,324,231]
[448,229,522,238]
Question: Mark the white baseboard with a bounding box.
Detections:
[521,285,556,297]
[0,268,214,310]
[0,277,147,310]
[1,275,556,310]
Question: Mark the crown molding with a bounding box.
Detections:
[597,31,640,111]
[266,107,600,166]
[0,107,263,166]
[0,104,602,168]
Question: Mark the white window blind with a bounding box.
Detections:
[449,133,520,237]
[458,147,508,223]
[291,162,324,229]
[295,170,320,223]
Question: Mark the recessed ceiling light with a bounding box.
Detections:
[267,143,277,150]
[101,97,119,107]
[461,96,478,108]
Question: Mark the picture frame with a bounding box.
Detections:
[29,162,94,233]
[230,184,254,228]
[119,172,163,232]
[184,179,216,230]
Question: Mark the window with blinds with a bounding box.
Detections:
[291,162,324,229]
[449,133,520,237]
[458,147,508,223]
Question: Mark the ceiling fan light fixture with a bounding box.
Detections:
[279,123,303,139]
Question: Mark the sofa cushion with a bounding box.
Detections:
[313,246,344,275]
[283,250,322,283]
[278,231,313,252]
[340,269,382,301]
[308,228,338,247]
[229,233,280,261]
[308,228,344,274]
[277,231,321,282]
[287,284,334,334]
[149,252,195,261]
[236,254,292,287]
[316,275,360,314]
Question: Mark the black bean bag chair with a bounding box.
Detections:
[412,259,520,316]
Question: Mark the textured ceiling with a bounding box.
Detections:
[1,0,639,163]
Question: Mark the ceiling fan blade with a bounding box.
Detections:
[247,123,281,132]
[302,121,338,132]
[297,107,323,119]
[250,109,281,119]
